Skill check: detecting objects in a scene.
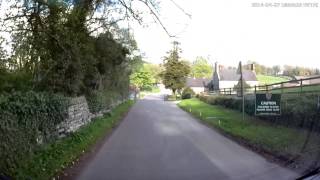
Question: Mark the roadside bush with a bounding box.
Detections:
[86,90,121,113]
[182,87,195,99]
[0,71,33,93]
[198,94,320,131]
[280,95,320,129]
[0,91,69,176]
[86,91,109,113]
[166,94,181,101]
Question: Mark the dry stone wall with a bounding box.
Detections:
[57,96,125,138]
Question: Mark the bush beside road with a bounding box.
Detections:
[9,100,134,179]
[178,98,320,172]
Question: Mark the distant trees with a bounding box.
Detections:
[143,63,163,84]
[0,0,158,97]
[246,61,319,77]
[282,65,319,76]
[272,65,281,75]
[190,56,213,78]
[246,61,273,75]
[130,69,154,91]
[161,41,190,95]
[130,63,162,90]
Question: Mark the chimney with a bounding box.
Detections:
[250,64,255,72]
[219,65,223,71]
[214,62,219,74]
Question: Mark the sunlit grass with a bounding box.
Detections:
[14,101,134,179]
[178,98,319,158]
[257,75,290,85]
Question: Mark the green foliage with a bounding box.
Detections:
[178,98,320,160]
[165,94,181,101]
[130,68,154,91]
[0,71,33,93]
[233,80,251,89]
[130,63,162,91]
[190,56,213,78]
[283,65,318,76]
[1,1,137,97]
[0,91,69,176]
[233,80,251,95]
[198,94,320,131]
[181,87,195,99]
[12,100,134,179]
[246,61,319,76]
[161,41,191,94]
[86,90,121,114]
[143,63,163,84]
[246,61,274,75]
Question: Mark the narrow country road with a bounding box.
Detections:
[77,94,297,180]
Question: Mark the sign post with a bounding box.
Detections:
[237,61,244,120]
[255,93,281,116]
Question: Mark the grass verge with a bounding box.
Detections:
[178,98,319,170]
[13,100,134,179]
[257,75,290,84]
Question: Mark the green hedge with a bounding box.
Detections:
[0,91,69,176]
[12,100,134,179]
[86,90,121,114]
[181,87,195,99]
[199,94,320,130]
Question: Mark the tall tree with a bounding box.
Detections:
[272,65,281,75]
[130,68,153,90]
[144,63,163,84]
[161,41,190,95]
[190,56,213,78]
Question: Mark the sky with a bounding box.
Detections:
[131,0,320,69]
[1,0,320,69]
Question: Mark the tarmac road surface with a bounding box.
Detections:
[77,94,297,180]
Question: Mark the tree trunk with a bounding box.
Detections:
[172,89,176,96]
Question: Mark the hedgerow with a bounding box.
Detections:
[86,90,122,114]
[182,87,195,99]
[199,94,320,130]
[0,91,69,176]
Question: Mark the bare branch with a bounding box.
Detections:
[138,0,175,38]
[169,0,192,19]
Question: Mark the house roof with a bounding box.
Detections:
[218,69,257,81]
[186,77,211,87]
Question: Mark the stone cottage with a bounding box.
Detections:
[209,62,258,91]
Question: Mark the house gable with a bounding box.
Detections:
[186,77,211,88]
[210,62,258,90]
[219,69,257,81]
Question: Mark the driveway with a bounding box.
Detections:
[77,94,297,180]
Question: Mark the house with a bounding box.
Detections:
[210,62,258,90]
[185,77,211,94]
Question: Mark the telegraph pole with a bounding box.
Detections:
[239,61,245,121]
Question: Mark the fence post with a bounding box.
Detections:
[230,88,232,95]
[254,85,256,95]
[300,79,303,93]
[281,82,284,94]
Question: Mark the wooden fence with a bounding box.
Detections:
[212,76,320,96]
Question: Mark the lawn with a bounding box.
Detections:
[271,84,320,93]
[178,98,319,164]
[257,75,290,85]
[13,100,134,179]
